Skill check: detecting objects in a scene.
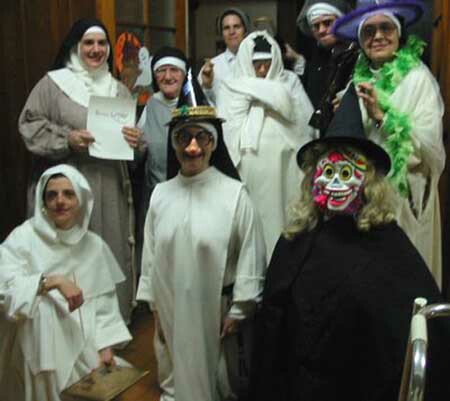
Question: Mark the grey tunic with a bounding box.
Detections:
[135,96,172,270]
[141,96,172,212]
[18,74,136,323]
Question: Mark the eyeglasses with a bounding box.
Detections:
[361,22,397,41]
[173,129,213,148]
[311,18,336,32]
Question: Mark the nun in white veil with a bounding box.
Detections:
[217,30,316,261]
[0,164,131,401]
[18,18,142,322]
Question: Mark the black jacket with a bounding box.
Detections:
[302,42,359,134]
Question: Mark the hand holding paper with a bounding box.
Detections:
[122,126,143,149]
[69,129,95,152]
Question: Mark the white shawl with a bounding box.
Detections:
[48,49,118,108]
[218,31,315,165]
[0,164,125,390]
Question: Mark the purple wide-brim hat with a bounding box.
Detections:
[332,0,424,41]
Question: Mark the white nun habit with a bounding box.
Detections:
[0,164,131,401]
[137,163,266,401]
[217,31,316,261]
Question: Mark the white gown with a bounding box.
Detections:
[137,166,266,401]
[217,31,316,261]
[360,62,445,286]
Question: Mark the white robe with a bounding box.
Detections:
[217,31,316,260]
[0,165,131,401]
[137,167,266,401]
[360,62,445,286]
[198,48,236,105]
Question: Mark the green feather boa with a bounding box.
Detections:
[353,35,426,196]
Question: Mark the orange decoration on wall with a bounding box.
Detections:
[115,32,141,73]
[115,32,152,106]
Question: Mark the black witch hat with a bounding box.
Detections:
[166,70,240,181]
[297,83,391,175]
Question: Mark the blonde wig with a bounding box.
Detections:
[284,143,395,240]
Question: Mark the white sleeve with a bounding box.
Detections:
[405,66,445,175]
[95,290,132,350]
[228,188,266,319]
[216,81,252,162]
[204,87,217,106]
[288,72,317,141]
[136,201,156,308]
[137,105,147,128]
[0,228,42,321]
[292,54,306,76]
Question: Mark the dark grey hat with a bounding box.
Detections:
[218,7,251,34]
[296,0,353,36]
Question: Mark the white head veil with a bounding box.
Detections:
[233,30,284,80]
[0,164,126,388]
[48,27,118,107]
[33,164,93,245]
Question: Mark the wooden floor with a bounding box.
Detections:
[116,304,162,401]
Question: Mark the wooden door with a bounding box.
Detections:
[432,0,450,296]
[0,0,97,241]
[115,0,187,54]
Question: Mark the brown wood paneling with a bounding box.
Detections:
[433,0,450,297]
[176,0,187,54]
[0,0,98,241]
[23,0,60,86]
[70,0,97,22]
[97,0,117,47]
[143,0,151,48]
[432,0,450,129]
[277,0,300,47]
[1,0,32,241]
[56,0,97,42]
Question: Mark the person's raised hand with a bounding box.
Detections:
[122,126,143,148]
[201,59,215,89]
[357,82,384,124]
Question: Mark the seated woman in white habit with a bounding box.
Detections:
[0,164,132,401]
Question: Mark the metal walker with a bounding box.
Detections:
[398,298,450,401]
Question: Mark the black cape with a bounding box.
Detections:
[249,217,450,401]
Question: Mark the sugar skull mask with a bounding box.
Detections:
[312,149,367,215]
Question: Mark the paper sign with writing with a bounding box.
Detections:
[87,96,136,160]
